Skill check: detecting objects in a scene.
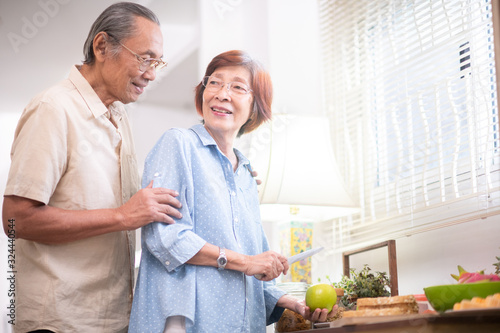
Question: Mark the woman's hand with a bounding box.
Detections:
[186,246,288,281]
[277,294,338,323]
[243,251,289,281]
[293,299,338,323]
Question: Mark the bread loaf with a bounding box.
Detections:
[343,295,419,317]
[357,295,418,307]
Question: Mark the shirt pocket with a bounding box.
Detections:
[239,186,262,224]
[124,153,140,199]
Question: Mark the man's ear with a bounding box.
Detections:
[93,32,109,62]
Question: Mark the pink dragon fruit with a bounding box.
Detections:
[451,265,500,284]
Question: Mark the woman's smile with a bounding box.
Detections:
[202,66,253,142]
[210,106,233,115]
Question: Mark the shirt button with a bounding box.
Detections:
[234,217,239,223]
[165,260,170,266]
[154,172,161,177]
[231,191,236,196]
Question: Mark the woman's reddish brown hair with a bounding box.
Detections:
[194,50,273,136]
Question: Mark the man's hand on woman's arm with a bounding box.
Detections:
[2,180,182,244]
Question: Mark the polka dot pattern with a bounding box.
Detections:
[129,125,286,333]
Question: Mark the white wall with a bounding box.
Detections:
[128,102,201,175]
[311,217,500,295]
[199,0,322,116]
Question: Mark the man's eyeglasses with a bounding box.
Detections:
[118,41,167,72]
[202,76,253,95]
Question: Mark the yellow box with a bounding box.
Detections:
[280,221,313,283]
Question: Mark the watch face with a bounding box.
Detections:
[218,248,227,270]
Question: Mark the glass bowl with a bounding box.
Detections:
[423,281,500,312]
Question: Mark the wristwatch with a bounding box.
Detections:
[217,247,227,270]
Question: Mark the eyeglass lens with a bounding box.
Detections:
[138,59,166,72]
[203,76,251,95]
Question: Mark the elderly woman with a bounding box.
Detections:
[129,50,337,333]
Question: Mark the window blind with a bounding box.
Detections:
[318,0,500,252]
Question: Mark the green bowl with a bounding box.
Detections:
[424,281,500,312]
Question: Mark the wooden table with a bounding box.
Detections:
[302,309,500,333]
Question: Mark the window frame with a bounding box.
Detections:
[318,0,500,252]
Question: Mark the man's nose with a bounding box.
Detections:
[142,67,157,81]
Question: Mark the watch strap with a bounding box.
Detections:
[217,247,227,270]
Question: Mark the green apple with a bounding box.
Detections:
[305,283,337,312]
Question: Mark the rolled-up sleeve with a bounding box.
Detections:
[264,282,287,325]
[143,215,206,272]
[141,129,206,272]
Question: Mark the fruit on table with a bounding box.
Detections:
[306,283,337,312]
[275,309,310,332]
[453,293,500,310]
[451,265,500,284]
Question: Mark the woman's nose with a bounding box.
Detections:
[215,84,231,100]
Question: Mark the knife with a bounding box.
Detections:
[254,247,324,280]
[287,246,324,265]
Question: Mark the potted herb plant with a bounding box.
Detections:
[320,264,391,310]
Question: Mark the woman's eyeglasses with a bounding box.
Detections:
[202,76,253,95]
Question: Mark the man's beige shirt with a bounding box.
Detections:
[5,65,140,332]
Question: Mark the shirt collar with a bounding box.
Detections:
[190,124,252,169]
[69,65,124,119]
[191,124,216,147]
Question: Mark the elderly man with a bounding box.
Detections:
[2,2,181,332]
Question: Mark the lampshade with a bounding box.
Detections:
[244,114,359,222]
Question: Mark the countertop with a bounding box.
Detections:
[302,308,500,333]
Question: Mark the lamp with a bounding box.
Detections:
[245,114,359,223]
[242,114,359,283]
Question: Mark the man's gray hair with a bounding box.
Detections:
[83,2,160,64]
